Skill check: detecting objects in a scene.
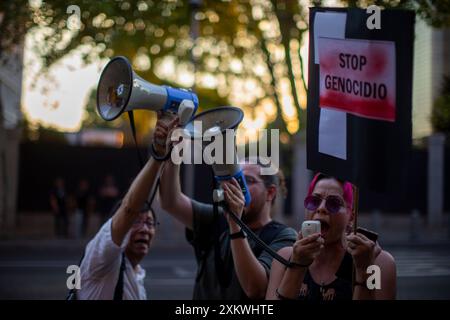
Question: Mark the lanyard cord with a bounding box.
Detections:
[222,204,295,268]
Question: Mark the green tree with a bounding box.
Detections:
[1,0,449,140]
[431,75,450,134]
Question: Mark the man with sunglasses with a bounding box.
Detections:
[75,114,178,300]
[158,146,297,299]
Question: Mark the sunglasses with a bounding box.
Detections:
[304,194,345,214]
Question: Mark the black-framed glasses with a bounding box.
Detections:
[304,194,345,214]
[244,175,264,185]
[133,219,160,228]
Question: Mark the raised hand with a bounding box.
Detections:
[153,111,179,157]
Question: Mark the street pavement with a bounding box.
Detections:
[0,239,449,300]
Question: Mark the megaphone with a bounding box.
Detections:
[96,56,198,125]
[184,106,251,206]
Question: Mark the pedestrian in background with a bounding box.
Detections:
[50,177,68,238]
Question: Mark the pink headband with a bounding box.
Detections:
[307,173,353,210]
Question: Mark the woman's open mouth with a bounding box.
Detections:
[317,220,330,237]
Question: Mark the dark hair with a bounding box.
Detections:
[244,156,287,205]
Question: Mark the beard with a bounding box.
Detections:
[242,202,264,225]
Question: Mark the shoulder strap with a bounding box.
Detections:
[252,221,288,258]
[214,200,233,288]
[67,252,127,300]
[113,253,126,300]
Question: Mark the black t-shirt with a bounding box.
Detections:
[298,252,353,301]
[186,199,297,300]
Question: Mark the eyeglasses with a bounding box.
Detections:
[304,194,345,214]
[133,219,159,229]
[244,175,264,185]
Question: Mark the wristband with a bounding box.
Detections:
[149,143,171,161]
[229,229,247,239]
[275,288,298,300]
[288,256,312,269]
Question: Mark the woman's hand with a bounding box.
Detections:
[346,232,382,276]
[291,232,324,267]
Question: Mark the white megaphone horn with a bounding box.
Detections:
[96,56,198,125]
[184,106,251,206]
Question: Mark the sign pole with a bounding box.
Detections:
[352,184,359,295]
[353,185,359,234]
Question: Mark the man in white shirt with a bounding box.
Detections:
[77,112,178,300]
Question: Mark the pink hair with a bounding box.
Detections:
[307,173,353,210]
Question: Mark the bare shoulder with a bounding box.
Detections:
[374,249,397,299]
[374,249,397,279]
[375,250,396,267]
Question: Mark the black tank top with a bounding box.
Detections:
[298,252,353,301]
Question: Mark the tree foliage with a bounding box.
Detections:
[431,75,450,134]
[1,0,449,140]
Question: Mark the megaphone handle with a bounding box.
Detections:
[155,110,178,146]
[178,99,195,126]
[232,170,251,207]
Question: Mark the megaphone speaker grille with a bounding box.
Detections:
[184,106,244,138]
[96,56,133,121]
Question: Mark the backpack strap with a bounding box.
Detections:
[251,221,288,258]
[113,253,126,300]
[214,201,233,288]
[66,252,126,300]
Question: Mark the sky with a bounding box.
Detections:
[22,32,106,132]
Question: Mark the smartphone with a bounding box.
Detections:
[301,220,321,238]
[356,227,378,242]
